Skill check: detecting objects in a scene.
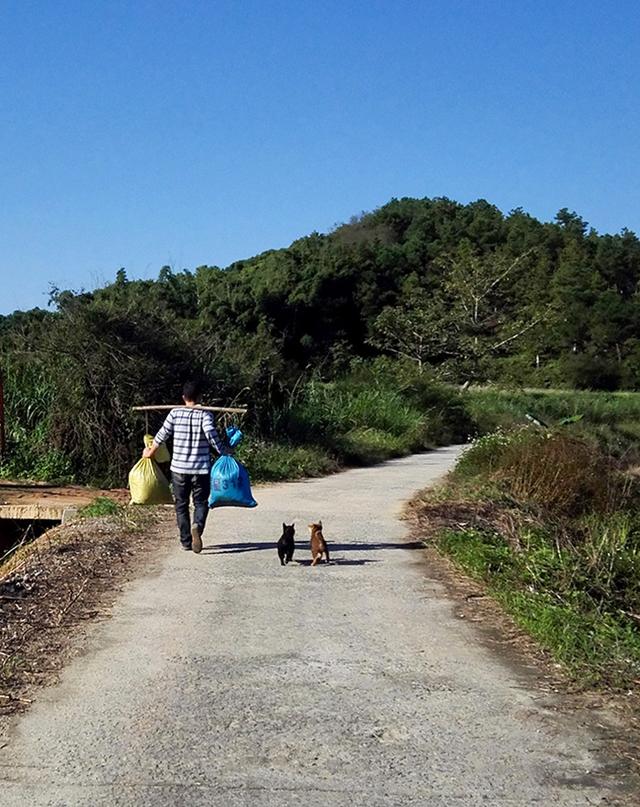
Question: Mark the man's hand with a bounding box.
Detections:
[142,446,155,460]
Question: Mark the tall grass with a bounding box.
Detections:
[1,359,471,484]
[236,439,339,482]
[0,361,74,483]
[288,381,427,464]
[284,361,473,468]
[420,427,640,687]
[230,362,472,481]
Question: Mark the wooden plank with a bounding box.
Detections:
[131,405,248,414]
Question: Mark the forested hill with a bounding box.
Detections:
[2,196,640,482]
[6,196,640,386]
[218,196,640,390]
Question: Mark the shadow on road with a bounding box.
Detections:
[202,542,275,554]
[294,558,380,567]
[202,541,423,554]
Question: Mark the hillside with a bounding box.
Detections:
[2,196,640,484]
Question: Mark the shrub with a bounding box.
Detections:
[497,433,617,516]
[456,428,634,517]
[236,439,339,482]
[561,354,621,391]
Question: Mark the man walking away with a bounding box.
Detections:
[143,381,227,553]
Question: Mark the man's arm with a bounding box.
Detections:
[203,412,227,455]
[142,411,174,459]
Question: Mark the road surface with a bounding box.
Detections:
[0,447,631,805]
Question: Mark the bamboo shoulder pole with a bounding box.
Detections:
[132,405,248,415]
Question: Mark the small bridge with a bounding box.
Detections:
[0,483,128,523]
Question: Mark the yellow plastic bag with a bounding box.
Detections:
[143,434,170,464]
[129,458,173,505]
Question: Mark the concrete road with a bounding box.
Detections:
[0,447,631,805]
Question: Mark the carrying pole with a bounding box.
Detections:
[132,404,248,415]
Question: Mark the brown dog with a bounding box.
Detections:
[308,521,330,566]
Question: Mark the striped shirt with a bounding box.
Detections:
[153,407,227,475]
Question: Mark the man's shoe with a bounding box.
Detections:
[191,524,203,554]
[181,543,192,551]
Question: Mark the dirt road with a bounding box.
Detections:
[0,447,632,805]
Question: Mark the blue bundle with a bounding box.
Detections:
[208,427,258,509]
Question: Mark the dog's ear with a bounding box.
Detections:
[282,522,286,531]
[291,522,294,528]
[319,519,323,529]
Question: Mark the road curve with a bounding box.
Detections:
[0,447,630,805]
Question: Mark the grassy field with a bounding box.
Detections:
[465,386,640,463]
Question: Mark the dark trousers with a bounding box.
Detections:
[172,473,211,547]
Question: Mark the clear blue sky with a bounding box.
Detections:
[1,0,639,314]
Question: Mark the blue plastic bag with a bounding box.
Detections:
[225,425,243,448]
[208,427,256,508]
[208,455,257,508]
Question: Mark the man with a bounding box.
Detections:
[143,381,227,553]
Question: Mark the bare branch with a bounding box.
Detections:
[490,315,546,351]
[481,248,535,301]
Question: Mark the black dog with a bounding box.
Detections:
[277,523,295,565]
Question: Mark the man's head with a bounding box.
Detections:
[182,380,202,405]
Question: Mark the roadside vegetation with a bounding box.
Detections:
[0,356,473,486]
[410,401,640,688]
[466,387,640,464]
[238,362,473,479]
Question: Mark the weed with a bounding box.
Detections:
[437,526,640,687]
[77,497,123,518]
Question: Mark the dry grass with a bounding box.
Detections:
[0,507,169,715]
[495,433,631,517]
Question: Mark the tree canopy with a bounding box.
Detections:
[2,195,640,482]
